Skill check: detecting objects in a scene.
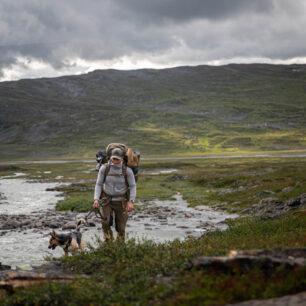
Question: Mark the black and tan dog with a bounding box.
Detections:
[48,218,86,256]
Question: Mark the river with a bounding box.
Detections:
[0,170,238,268]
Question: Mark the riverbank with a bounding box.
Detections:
[0,156,305,304]
[0,178,237,267]
[0,212,305,305]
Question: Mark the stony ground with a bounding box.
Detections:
[227,291,306,306]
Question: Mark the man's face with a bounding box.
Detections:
[112,157,123,164]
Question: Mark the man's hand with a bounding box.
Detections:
[126,201,134,212]
[93,200,99,208]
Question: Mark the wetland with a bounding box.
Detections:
[0,155,305,305]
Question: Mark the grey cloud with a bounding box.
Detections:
[115,0,275,23]
[0,0,306,79]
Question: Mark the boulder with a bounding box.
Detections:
[186,248,306,275]
[256,190,275,198]
[282,186,294,193]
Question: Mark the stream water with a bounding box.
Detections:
[0,173,237,268]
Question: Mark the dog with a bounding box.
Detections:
[48,218,86,256]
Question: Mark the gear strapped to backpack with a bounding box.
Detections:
[96,143,140,182]
[96,143,140,207]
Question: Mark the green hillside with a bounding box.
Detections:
[0,64,305,159]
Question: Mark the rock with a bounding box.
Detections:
[87,221,96,227]
[212,202,228,208]
[226,291,306,306]
[47,221,61,229]
[301,193,306,205]
[282,186,294,193]
[194,205,210,211]
[218,188,236,196]
[286,198,300,207]
[200,221,214,227]
[21,220,31,227]
[0,264,81,289]
[242,207,252,213]
[0,220,20,229]
[0,192,7,201]
[62,222,77,230]
[185,213,193,218]
[256,190,275,198]
[0,263,11,271]
[17,265,33,271]
[258,197,279,205]
[186,248,306,275]
[34,220,43,228]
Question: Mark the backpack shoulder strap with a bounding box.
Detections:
[100,163,111,199]
[122,163,130,201]
[122,163,129,187]
[103,163,111,184]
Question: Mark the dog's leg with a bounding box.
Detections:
[80,238,85,251]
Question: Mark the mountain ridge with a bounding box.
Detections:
[0,64,305,159]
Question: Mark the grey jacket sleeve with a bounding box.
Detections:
[94,165,106,200]
[127,167,136,202]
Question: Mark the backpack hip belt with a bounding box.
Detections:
[103,192,127,208]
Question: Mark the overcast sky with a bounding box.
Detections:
[1,0,306,81]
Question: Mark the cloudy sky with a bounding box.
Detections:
[1,0,306,81]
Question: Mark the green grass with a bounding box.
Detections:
[1,156,305,305]
[1,64,306,160]
[3,157,305,216]
[1,212,305,305]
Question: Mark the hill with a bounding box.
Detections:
[0,64,306,159]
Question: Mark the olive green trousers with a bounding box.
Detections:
[101,201,128,241]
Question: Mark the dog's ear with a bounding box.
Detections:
[51,230,56,237]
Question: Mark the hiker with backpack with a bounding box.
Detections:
[93,144,138,241]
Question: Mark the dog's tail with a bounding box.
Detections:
[76,218,86,231]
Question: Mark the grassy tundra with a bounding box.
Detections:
[0,64,306,160]
[0,156,305,305]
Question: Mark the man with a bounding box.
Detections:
[93,148,136,241]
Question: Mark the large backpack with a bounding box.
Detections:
[96,143,140,182]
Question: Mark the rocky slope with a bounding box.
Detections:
[0,64,306,159]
